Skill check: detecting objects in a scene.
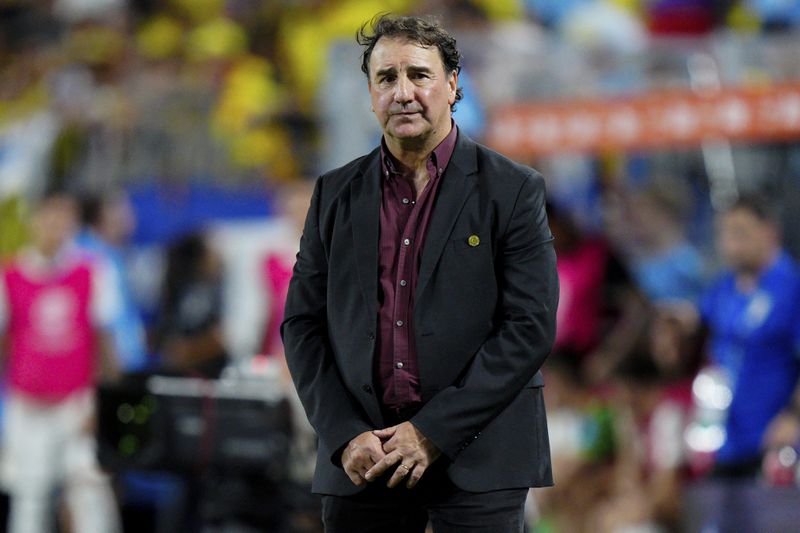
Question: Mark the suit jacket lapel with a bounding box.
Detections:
[350,148,381,319]
[416,132,478,301]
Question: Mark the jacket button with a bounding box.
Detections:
[362,384,373,394]
[368,332,375,340]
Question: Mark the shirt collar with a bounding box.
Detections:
[18,242,83,279]
[380,120,458,180]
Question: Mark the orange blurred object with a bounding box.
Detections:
[488,82,800,157]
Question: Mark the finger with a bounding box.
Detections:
[381,435,401,453]
[406,464,426,488]
[372,426,398,439]
[367,442,388,464]
[387,463,413,488]
[380,423,413,450]
[344,467,365,486]
[345,451,376,479]
[356,454,380,478]
[365,450,402,481]
[356,462,372,479]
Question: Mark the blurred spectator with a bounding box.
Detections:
[157,231,227,378]
[0,190,121,533]
[695,194,800,478]
[747,0,800,30]
[649,307,704,382]
[261,181,314,359]
[0,54,60,199]
[525,0,592,27]
[76,189,148,372]
[549,201,613,357]
[592,354,691,532]
[561,0,647,54]
[628,177,707,304]
[534,351,617,531]
[548,201,651,383]
[258,180,322,532]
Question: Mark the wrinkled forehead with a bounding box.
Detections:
[369,36,445,73]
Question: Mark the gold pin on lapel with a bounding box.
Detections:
[468,234,480,247]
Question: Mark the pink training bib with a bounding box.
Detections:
[4,258,95,402]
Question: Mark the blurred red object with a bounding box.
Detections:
[647,1,715,35]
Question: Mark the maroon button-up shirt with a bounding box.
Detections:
[376,124,458,410]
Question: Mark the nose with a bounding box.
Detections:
[393,75,413,104]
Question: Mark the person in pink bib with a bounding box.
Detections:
[0,191,122,533]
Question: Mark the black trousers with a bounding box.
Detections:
[320,461,528,533]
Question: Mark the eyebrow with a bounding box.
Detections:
[407,65,434,75]
[375,67,396,79]
[374,65,435,79]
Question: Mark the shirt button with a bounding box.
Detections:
[395,362,404,369]
[399,279,407,287]
[403,238,411,246]
[402,198,410,204]
[396,320,404,327]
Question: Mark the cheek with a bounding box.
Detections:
[372,93,392,114]
[719,234,736,253]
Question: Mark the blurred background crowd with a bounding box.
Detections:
[3,0,800,532]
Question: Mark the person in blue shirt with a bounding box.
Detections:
[76,191,149,373]
[629,178,706,305]
[698,194,800,477]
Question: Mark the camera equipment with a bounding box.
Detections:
[97,372,292,479]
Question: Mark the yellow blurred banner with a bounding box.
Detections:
[487,82,800,156]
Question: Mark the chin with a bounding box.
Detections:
[387,118,428,134]
[390,122,430,137]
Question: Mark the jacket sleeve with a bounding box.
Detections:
[280,177,373,466]
[410,171,558,460]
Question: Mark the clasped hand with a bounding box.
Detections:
[341,421,441,489]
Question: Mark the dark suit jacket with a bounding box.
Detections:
[281,131,558,496]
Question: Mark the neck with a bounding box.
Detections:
[735,247,780,291]
[36,245,61,262]
[384,121,452,172]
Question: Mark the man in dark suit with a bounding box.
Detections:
[281,14,558,532]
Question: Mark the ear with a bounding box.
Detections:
[368,80,375,112]
[447,70,458,106]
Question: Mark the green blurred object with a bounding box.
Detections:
[531,515,557,533]
[0,196,30,260]
[580,402,617,462]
